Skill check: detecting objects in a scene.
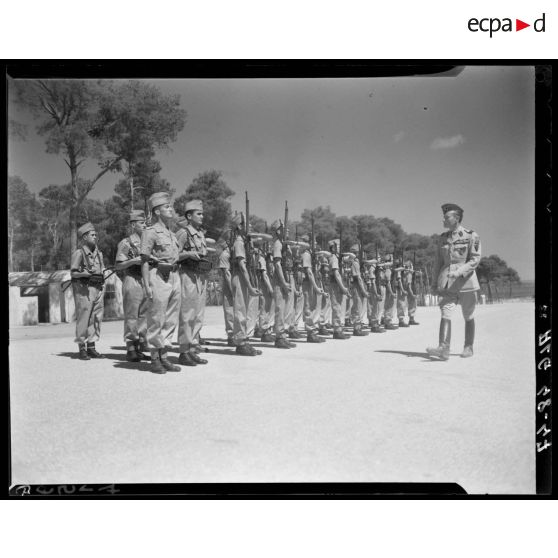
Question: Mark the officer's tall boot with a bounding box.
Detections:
[461,319,475,358]
[150,350,166,374]
[426,318,451,361]
[159,349,181,372]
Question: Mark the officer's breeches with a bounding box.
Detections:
[178,269,207,352]
[302,281,321,333]
[232,272,250,344]
[122,274,148,344]
[73,282,104,345]
[222,285,234,337]
[146,268,180,349]
[439,290,477,321]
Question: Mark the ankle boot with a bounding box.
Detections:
[150,351,166,374]
[461,319,475,358]
[78,343,91,360]
[126,342,141,362]
[87,343,105,358]
[426,318,451,361]
[159,349,181,372]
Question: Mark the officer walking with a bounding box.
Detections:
[326,239,351,340]
[71,222,106,360]
[140,192,181,374]
[176,200,211,367]
[427,203,481,360]
[115,210,149,362]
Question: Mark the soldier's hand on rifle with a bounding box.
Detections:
[249,286,260,297]
[316,287,325,296]
[282,283,292,294]
[447,270,458,279]
[295,288,303,297]
[187,251,201,261]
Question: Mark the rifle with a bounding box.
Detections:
[244,191,259,290]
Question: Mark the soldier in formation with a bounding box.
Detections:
[71,222,107,360]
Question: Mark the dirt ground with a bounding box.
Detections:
[9,302,535,494]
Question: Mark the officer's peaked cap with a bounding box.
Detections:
[441,203,463,215]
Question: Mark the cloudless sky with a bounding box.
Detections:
[8,66,535,279]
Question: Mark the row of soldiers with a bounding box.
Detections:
[69,191,423,373]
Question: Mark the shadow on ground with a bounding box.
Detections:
[375,349,445,362]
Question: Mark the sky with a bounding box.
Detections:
[8,66,535,279]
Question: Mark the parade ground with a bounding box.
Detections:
[9,302,535,494]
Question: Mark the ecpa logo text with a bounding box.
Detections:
[468,13,546,37]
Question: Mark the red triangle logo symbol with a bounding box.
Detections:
[516,19,530,31]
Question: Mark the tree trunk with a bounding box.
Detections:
[30,245,35,272]
[69,155,78,256]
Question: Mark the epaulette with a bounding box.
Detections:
[463,228,474,234]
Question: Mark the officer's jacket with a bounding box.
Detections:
[71,244,104,274]
[140,221,179,264]
[433,225,481,292]
[176,224,208,256]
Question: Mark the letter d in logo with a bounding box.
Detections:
[534,13,546,32]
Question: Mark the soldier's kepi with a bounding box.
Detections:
[427,203,481,361]
[71,222,106,360]
[115,210,149,362]
[176,199,212,366]
[140,191,181,374]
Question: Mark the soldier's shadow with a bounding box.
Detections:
[375,349,445,362]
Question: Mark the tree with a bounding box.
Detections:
[299,206,338,248]
[174,170,235,239]
[8,176,39,272]
[11,79,119,254]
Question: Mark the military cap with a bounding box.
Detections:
[441,203,463,215]
[129,210,146,222]
[148,191,171,211]
[269,219,283,231]
[78,222,95,237]
[185,199,203,213]
[300,233,310,242]
[328,238,340,249]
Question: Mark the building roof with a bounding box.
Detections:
[8,270,71,287]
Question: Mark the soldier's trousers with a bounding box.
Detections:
[369,286,386,325]
[328,281,346,332]
[246,294,259,337]
[408,293,417,318]
[294,291,304,328]
[302,280,322,334]
[350,283,367,326]
[321,286,332,325]
[146,268,180,349]
[273,278,289,339]
[397,293,408,321]
[284,274,296,329]
[178,269,207,353]
[122,274,148,345]
[222,284,234,339]
[384,290,398,325]
[259,287,275,332]
[73,282,104,345]
[232,272,250,345]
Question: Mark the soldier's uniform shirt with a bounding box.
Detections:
[327,253,346,332]
[140,221,181,349]
[71,245,105,345]
[219,247,234,338]
[116,232,148,345]
[433,225,481,320]
[176,224,208,352]
[231,235,251,344]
